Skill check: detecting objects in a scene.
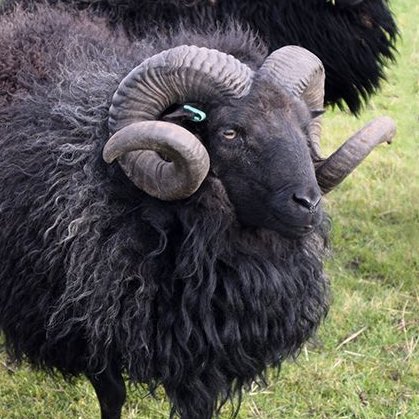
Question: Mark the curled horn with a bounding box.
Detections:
[257,46,396,193]
[316,116,396,193]
[258,45,325,156]
[103,121,210,200]
[105,45,253,200]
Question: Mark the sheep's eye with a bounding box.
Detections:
[222,129,238,140]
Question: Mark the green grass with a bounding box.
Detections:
[1,0,418,417]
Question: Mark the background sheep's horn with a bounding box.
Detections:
[316,116,396,194]
[103,121,210,200]
[258,45,325,156]
[107,45,253,200]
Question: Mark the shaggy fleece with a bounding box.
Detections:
[0,6,330,418]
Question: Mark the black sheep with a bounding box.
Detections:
[0,5,395,419]
[0,0,399,114]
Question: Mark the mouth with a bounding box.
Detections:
[270,211,322,239]
[276,223,315,238]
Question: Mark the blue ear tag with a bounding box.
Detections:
[183,105,207,122]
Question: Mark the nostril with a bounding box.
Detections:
[293,192,321,213]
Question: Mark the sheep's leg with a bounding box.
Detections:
[87,364,126,419]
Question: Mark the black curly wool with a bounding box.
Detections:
[0,7,330,418]
[0,0,399,114]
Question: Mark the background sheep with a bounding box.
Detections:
[0,4,397,419]
[0,0,399,114]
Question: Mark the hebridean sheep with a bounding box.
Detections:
[0,5,395,419]
[0,0,399,114]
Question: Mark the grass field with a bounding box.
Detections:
[1,0,418,418]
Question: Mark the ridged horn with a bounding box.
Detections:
[257,47,395,193]
[257,45,325,156]
[103,121,210,200]
[106,45,253,200]
[316,116,396,194]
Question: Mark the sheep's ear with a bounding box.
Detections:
[162,104,207,123]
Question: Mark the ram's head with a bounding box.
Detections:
[103,45,395,238]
